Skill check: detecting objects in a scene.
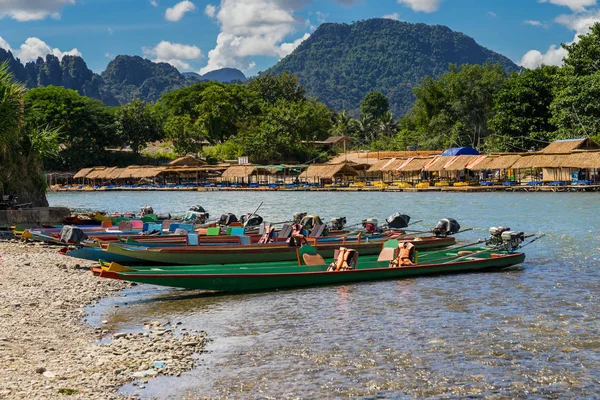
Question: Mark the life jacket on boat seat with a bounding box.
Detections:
[327,247,358,271]
[287,223,307,247]
[258,225,276,244]
[390,242,415,268]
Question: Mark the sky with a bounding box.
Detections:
[0,0,599,76]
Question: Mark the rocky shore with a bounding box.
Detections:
[0,239,208,399]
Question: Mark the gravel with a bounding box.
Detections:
[0,239,208,399]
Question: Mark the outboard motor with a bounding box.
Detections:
[300,215,322,231]
[501,230,525,251]
[386,213,411,229]
[330,217,347,231]
[189,205,206,213]
[433,218,461,237]
[362,218,379,234]
[240,213,264,227]
[488,226,511,245]
[293,212,307,224]
[140,205,154,216]
[156,213,172,221]
[219,213,238,226]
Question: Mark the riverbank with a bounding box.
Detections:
[50,184,600,193]
[0,240,208,399]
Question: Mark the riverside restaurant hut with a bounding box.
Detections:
[441,155,486,182]
[468,154,522,182]
[510,154,574,182]
[299,163,358,185]
[540,138,600,153]
[395,158,430,183]
[220,165,258,184]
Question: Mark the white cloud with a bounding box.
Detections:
[150,0,158,6]
[539,0,596,12]
[278,33,310,57]
[396,0,441,13]
[520,9,600,68]
[107,27,113,35]
[205,4,217,18]
[0,0,75,21]
[143,40,202,70]
[316,11,327,23]
[382,12,400,20]
[165,0,196,22]
[0,36,12,51]
[525,20,543,26]
[488,11,497,18]
[12,37,81,62]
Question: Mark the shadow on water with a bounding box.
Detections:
[61,191,600,399]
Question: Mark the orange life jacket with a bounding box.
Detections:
[390,242,415,268]
[328,247,357,271]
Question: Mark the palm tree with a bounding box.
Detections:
[0,62,58,206]
[377,111,399,138]
[351,115,374,144]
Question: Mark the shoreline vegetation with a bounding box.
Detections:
[0,239,209,399]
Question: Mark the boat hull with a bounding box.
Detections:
[104,236,456,265]
[113,252,525,292]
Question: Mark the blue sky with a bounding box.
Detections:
[0,0,598,76]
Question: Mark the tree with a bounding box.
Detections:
[248,72,306,105]
[164,115,205,155]
[487,66,559,152]
[563,23,600,76]
[115,99,164,155]
[0,62,59,206]
[24,85,116,170]
[238,99,332,164]
[405,63,507,149]
[360,91,389,119]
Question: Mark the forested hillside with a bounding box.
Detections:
[265,18,519,115]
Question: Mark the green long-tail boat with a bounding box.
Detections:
[93,242,526,293]
[101,235,455,265]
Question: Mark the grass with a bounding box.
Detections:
[57,388,79,395]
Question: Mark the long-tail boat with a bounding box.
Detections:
[93,244,526,293]
[97,235,455,265]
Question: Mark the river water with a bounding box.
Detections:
[48,191,600,399]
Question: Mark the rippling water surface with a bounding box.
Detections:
[49,191,600,398]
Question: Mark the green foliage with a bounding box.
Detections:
[0,62,57,206]
[563,24,600,76]
[237,99,332,164]
[203,139,245,161]
[487,66,559,152]
[115,99,164,154]
[24,85,116,170]
[194,84,246,144]
[248,72,306,104]
[164,115,204,155]
[264,18,518,116]
[360,92,389,119]
[403,63,507,149]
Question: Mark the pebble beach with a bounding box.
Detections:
[0,238,209,399]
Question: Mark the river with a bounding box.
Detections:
[48,191,600,398]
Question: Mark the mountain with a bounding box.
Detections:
[264,19,520,116]
[183,68,246,82]
[0,50,246,106]
[0,49,105,101]
[100,55,191,105]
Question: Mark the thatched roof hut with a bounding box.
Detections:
[540,138,600,153]
[73,167,96,179]
[423,156,455,172]
[558,151,600,168]
[511,154,566,169]
[299,163,358,180]
[86,167,118,180]
[168,156,206,166]
[397,158,429,172]
[469,154,521,170]
[443,155,485,171]
[367,159,395,172]
[221,165,257,180]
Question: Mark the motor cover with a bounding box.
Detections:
[330,217,347,231]
[433,218,461,237]
[240,213,264,227]
[219,213,238,225]
[386,213,411,229]
[189,205,206,213]
[292,212,307,224]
